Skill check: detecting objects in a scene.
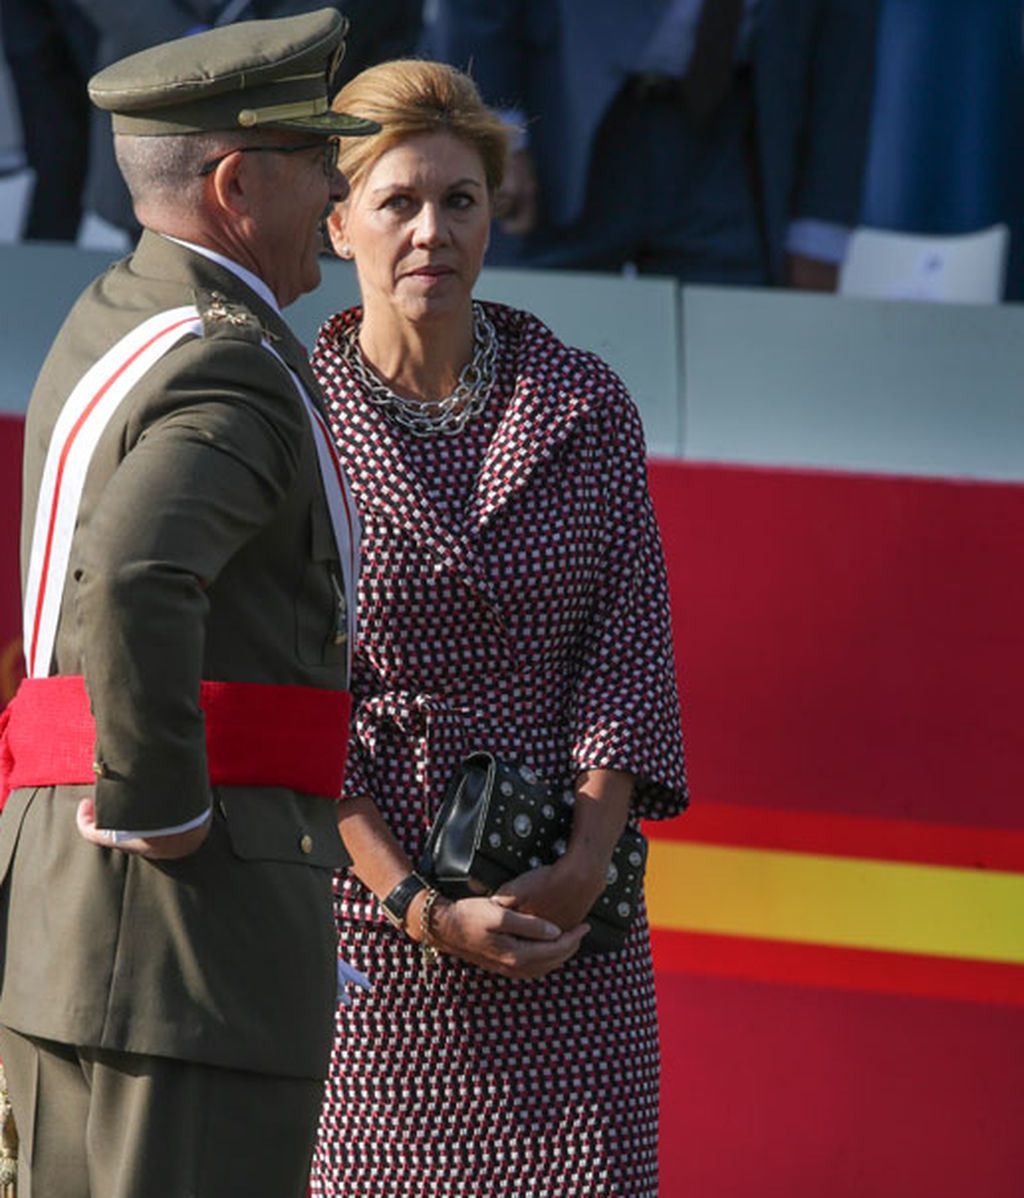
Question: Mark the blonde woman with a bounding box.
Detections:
[309,60,687,1198]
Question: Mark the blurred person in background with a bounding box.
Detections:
[428,0,881,289]
[0,0,96,239]
[74,0,423,238]
[307,58,687,1198]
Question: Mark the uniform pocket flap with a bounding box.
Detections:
[218,788,351,869]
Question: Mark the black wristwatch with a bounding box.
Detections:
[379,873,428,930]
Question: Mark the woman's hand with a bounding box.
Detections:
[421,893,588,980]
[494,854,609,932]
[496,767,635,929]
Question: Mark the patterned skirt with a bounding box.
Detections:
[309,902,661,1198]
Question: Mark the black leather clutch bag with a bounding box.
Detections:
[419,751,647,955]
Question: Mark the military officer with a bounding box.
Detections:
[0,10,378,1196]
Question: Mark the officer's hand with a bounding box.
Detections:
[76,798,210,859]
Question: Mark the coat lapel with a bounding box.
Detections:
[131,232,321,402]
[319,304,600,626]
[318,312,505,618]
[466,305,598,531]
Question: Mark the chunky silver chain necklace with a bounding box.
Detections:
[342,302,499,437]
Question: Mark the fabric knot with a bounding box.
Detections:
[355,689,473,817]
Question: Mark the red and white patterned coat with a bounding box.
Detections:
[316,301,686,919]
[309,301,687,1197]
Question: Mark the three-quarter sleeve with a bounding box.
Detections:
[568,366,687,821]
[338,652,380,804]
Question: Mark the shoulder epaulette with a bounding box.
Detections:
[194,289,269,344]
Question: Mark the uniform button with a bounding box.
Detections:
[299,833,314,855]
[92,760,109,778]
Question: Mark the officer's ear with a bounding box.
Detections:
[204,149,252,218]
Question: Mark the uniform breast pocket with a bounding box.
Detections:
[296,501,348,668]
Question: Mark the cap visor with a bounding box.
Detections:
[274,110,379,136]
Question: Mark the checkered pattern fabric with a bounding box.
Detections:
[307,302,686,1196]
[311,911,662,1197]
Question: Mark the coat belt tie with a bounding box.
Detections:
[355,689,473,818]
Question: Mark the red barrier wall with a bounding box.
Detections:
[646,462,1024,1196]
[1,418,1022,1194]
[651,463,1022,827]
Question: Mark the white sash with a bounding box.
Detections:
[23,307,358,678]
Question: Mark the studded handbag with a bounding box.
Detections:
[419,751,647,955]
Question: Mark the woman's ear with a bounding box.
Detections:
[326,204,352,259]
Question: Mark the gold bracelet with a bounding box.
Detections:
[419,887,442,981]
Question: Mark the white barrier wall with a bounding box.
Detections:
[2,243,1023,481]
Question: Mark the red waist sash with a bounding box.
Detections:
[0,675,351,810]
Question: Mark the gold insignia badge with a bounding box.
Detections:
[197,291,278,343]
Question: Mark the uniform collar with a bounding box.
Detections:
[141,231,324,404]
[162,234,281,314]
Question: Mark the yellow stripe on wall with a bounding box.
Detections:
[646,840,1024,965]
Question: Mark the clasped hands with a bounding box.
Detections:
[418,853,607,981]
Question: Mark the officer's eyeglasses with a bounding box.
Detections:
[198,139,341,178]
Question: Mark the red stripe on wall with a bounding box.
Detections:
[644,801,1024,871]
[648,461,1024,830]
[651,927,1024,1007]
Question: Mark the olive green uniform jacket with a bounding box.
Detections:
[0,231,352,1079]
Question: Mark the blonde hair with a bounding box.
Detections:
[331,59,511,193]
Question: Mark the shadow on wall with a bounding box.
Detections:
[862,0,1024,300]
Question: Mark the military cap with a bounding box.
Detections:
[87,8,379,137]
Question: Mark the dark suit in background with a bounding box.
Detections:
[333,0,423,83]
[0,0,96,239]
[428,0,880,286]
